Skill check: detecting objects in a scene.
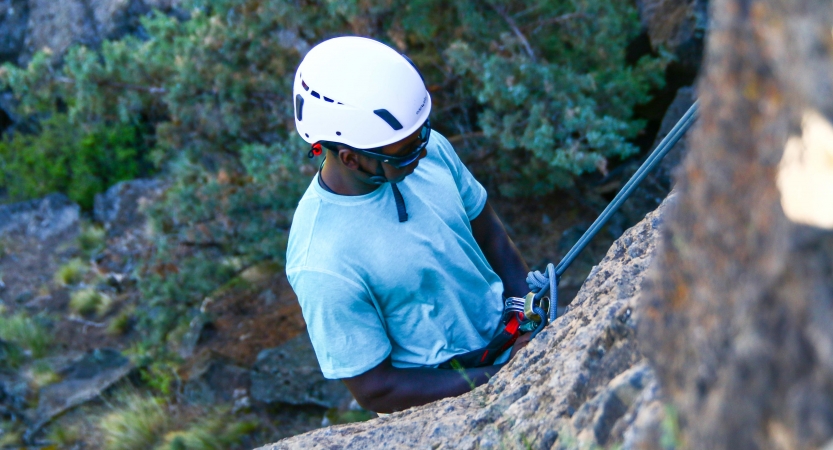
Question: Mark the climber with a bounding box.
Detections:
[285,36,533,414]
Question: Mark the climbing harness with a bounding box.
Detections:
[441,101,700,368]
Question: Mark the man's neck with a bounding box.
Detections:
[319,154,380,196]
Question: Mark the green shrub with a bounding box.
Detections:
[78,222,107,258]
[0,308,53,358]
[54,258,88,286]
[47,424,82,447]
[159,414,257,450]
[107,310,132,335]
[0,114,151,210]
[69,287,112,317]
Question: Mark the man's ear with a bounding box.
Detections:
[338,148,361,171]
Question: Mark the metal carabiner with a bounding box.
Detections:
[523,292,550,323]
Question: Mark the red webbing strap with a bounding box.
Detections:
[438,314,523,369]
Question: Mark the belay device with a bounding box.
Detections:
[440,101,700,369]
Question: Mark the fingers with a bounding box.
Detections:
[509,333,533,359]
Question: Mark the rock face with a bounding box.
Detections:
[0,0,28,63]
[637,0,707,73]
[0,193,79,241]
[638,0,833,447]
[0,0,184,64]
[29,349,133,436]
[94,178,165,237]
[250,333,352,410]
[257,196,675,450]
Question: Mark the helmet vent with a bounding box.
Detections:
[303,79,345,106]
[373,109,403,130]
[295,94,304,121]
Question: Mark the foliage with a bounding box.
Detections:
[0,426,22,447]
[0,307,53,359]
[47,424,83,448]
[0,337,24,368]
[99,395,169,450]
[126,342,182,395]
[323,408,376,426]
[98,392,255,450]
[159,414,257,450]
[78,222,107,258]
[28,360,62,388]
[0,0,665,346]
[661,403,683,449]
[108,310,133,335]
[54,258,88,286]
[69,287,113,317]
[0,113,151,210]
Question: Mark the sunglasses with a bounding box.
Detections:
[323,120,431,169]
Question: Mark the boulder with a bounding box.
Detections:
[18,0,185,63]
[0,193,79,241]
[636,0,708,72]
[256,196,675,450]
[0,0,28,64]
[250,332,352,409]
[181,350,250,405]
[93,178,165,237]
[29,348,133,436]
[0,363,30,423]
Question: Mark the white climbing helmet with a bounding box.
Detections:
[293,36,432,149]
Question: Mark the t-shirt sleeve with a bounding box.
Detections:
[287,268,392,379]
[432,132,487,220]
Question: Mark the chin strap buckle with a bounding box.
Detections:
[308,142,323,158]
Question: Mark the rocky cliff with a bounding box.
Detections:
[639,0,833,446]
[0,0,184,65]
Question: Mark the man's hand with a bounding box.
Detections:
[510,332,533,360]
[342,357,503,414]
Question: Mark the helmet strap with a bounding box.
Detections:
[360,159,388,185]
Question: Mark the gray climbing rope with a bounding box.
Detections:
[526,101,699,330]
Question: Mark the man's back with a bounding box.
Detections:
[286,131,505,379]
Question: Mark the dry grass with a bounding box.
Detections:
[107,310,132,335]
[0,307,53,358]
[160,414,256,450]
[100,395,168,450]
[54,258,88,286]
[69,288,112,317]
[78,223,106,257]
[47,423,82,447]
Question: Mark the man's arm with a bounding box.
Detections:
[471,201,530,298]
[342,204,533,414]
[342,343,531,413]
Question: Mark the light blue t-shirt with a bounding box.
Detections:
[285,131,505,379]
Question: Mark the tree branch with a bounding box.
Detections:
[488,4,537,63]
[55,75,167,95]
[528,12,586,34]
[447,131,485,144]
